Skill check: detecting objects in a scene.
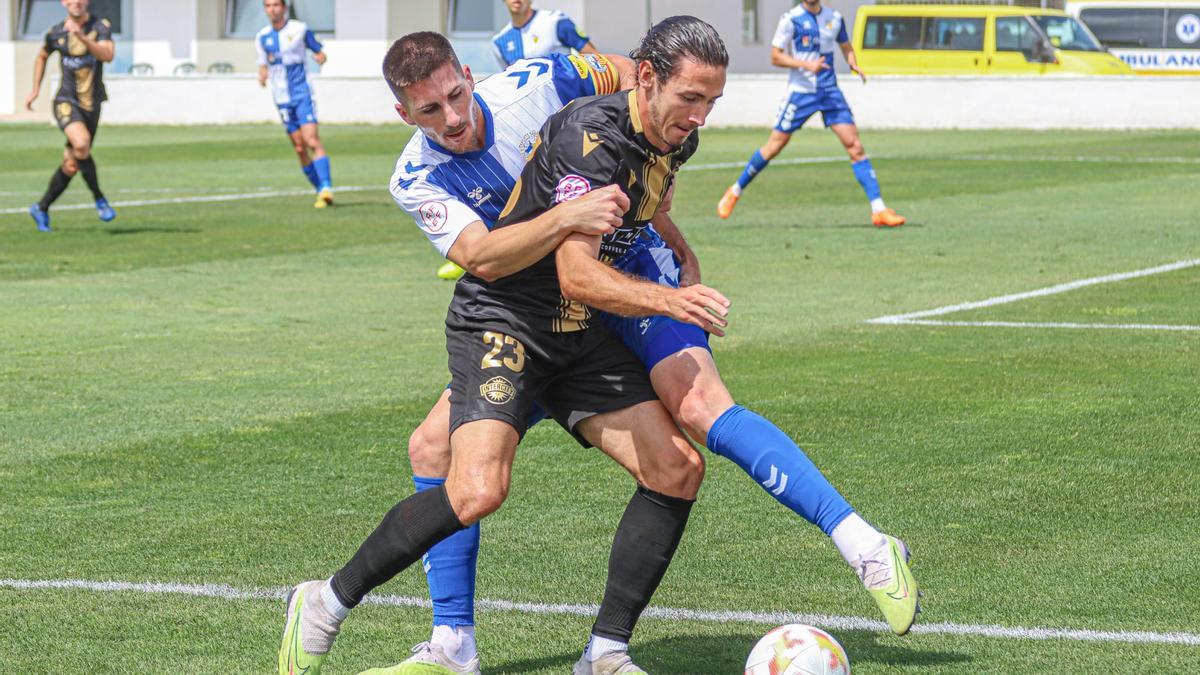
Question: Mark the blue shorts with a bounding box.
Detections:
[278,97,317,134]
[598,231,711,370]
[773,87,855,133]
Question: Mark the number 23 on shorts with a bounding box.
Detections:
[481,331,526,372]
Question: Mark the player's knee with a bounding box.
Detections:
[655,445,705,500]
[673,387,730,444]
[71,145,90,161]
[407,421,451,476]
[454,482,509,524]
[61,158,78,175]
[845,140,865,160]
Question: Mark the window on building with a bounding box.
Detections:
[922,17,984,51]
[862,17,924,50]
[226,0,335,38]
[449,0,509,34]
[20,0,125,38]
[743,0,760,44]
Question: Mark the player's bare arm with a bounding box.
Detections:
[771,46,828,73]
[446,184,629,282]
[556,232,729,336]
[25,48,49,110]
[257,65,268,87]
[648,184,700,286]
[840,41,866,82]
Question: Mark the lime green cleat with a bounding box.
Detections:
[572,652,647,674]
[356,641,480,674]
[279,581,340,675]
[436,261,466,281]
[856,535,920,635]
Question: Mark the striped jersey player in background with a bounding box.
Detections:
[718,0,906,227]
[256,0,334,208]
[492,0,598,69]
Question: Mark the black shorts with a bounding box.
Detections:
[446,322,657,447]
[54,101,100,140]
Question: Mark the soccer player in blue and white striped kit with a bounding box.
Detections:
[718,0,906,227]
[491,0,597,69]
[256,0,334,209]
[277,24,918,675]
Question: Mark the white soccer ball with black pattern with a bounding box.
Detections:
[744,624,850,675]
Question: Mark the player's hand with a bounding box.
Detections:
[555,184,629,237]
[806,60,831,74]
[314,52,327,66]
[664,284,730,337]
[851,64,867,83]
[24,90,38,111]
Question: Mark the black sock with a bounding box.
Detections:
[592,485,694,642]
[77,157,105,201]
[329,484,465,608]
[39,168,74,211]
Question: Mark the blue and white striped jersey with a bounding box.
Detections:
[255,19,322,105]
[390,53,620,258]
[772,5,850,94]
[492,9,590,69]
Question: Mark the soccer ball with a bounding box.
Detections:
[744,624,850,675]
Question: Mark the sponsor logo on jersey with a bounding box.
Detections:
[582,131,604,158]
[568,53,590,80]
[468,186,492,208]
[418,200,448,231]
[554,174,591,203]
[480,376,516,404]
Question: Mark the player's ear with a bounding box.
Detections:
[395,102,414,126]
[636,60,657,90]
[462,64,475,87]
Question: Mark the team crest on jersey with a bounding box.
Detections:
[480,376,516,404]
[583,54,607,73]
[519,131,538,157]
[418,200,448,231]
[554,174,591,203]
[801,35,811,47]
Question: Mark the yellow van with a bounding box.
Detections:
[853,4,1134,74]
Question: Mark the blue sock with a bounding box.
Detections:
[736,150,770,190]
[313,156,332,190]
[706,405,853,535]
[302,163,320,190]
[413,475,478,627]
[851,158,882,203]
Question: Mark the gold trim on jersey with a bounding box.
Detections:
[75,67,94,111]
[634,152,674,221]
[553,296,590,333]
[627,90,643,134]
[498,136,541,221]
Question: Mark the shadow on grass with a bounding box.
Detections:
[492,630,970,673]
[104,227,202,235]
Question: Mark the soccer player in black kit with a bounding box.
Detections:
[25,0,116,232]
[277,18,730,675]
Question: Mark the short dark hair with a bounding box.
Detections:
[382,32,462,99]
[630,15,729,82]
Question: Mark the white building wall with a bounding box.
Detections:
[131,0,198,75]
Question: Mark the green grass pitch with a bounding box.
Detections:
[2,121,1199,673]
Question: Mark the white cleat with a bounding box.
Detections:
[356,641,481,674]
[572,651,648,674]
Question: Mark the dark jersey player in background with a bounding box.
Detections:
[25,0,116,232]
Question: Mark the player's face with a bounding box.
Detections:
[504,0,532,15]
[396,61,483,155]
[263,0,287,24]
[62,0,88,18]
[643,58,726,150]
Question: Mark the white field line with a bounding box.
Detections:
[0,186,375,215]
[887,319,1200,332]
[868,259,1200,330]
[3,577,1199,647]
[4,153,1199,216]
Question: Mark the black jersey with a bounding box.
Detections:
[448,89,700,335]
[43,15,112,111]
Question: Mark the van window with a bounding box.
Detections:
[922,17,984,51]
[1166,9,1200,48]
[863,16,924,49]
[1078,8,1165,48]
[995,16,1039,52]
[1034,16,1103,51]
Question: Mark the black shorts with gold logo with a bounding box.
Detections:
[54,101,100,139]
[445,317,657,447]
